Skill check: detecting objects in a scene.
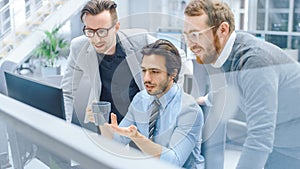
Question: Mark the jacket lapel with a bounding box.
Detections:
[86,44,101,103]
[118,31,144,90]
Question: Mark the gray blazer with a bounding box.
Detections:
[61,29,157,122]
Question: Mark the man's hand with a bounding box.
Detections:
[106,113,138,138]
[196,96,207,106]
[85,106,95,123]
[106,113,162,157]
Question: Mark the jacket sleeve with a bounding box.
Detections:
[236,65,278,169]
[61,38,84,122]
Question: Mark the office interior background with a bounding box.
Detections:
[0,0,300,75]
[0,0,300,169]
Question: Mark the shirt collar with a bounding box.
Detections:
[211,31,236,68]
[150,83,179,110]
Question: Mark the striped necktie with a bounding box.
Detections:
[148,99,161,140]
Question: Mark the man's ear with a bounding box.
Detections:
[171,69,178,80]
[216,22,230,39]
[115,21,120,32]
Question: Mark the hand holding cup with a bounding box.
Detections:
[92,101,111,126]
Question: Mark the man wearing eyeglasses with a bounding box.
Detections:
[183,0,300,169]
[61,0,159,125]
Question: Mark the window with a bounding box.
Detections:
[250,0,300,49]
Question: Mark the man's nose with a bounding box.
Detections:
[92,35,102,43]
[186,38,196,49]
[143,71,152,82]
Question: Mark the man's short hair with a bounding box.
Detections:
[81,0,118,24]
[184,0,235,34]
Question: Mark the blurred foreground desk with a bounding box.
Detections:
[0,94,178,169]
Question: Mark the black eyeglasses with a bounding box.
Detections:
[83,24,115,38]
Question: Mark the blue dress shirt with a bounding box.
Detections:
[114,83,205,169]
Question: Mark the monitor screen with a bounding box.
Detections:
[4,72,65,120]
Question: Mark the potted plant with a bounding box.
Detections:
[34,25,68,76]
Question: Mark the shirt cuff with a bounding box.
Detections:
[204,94,212,107]
[236,147,270,169]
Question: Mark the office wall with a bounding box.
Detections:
[116,0,187,32]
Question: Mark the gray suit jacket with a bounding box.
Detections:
[61,29,156,122]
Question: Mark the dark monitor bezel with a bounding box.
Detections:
[4,71,65,120]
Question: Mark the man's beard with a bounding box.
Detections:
[196,55,204,64]
[145,79,170,96]
[195,35,221,64]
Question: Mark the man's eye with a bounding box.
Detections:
[86,30,94,34]
[97,30,106,35]
[151,70,160,74]
[191,32,198,38]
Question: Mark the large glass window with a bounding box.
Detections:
[266,35,287,48]
[257,13,265,30]
[257,0,265,30]
[0,0,10,38]
[240,0,245,9]
[294,14,300,32]
[269,0,289,8]
[293,0,300,32]
[292,36,300,49]
[257,0,265,9]
[254,0,300,49]
[268,13,289,31]
[240,13,245,30]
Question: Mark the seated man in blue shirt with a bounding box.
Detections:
[104,39,205,168]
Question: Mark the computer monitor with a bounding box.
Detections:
[4,72,65,120]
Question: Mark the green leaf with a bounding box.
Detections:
[33,25,69,67]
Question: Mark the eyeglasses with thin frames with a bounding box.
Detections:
[83,24,115,38]
[184,25,216,43]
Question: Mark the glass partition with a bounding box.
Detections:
[0,94,178,169]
